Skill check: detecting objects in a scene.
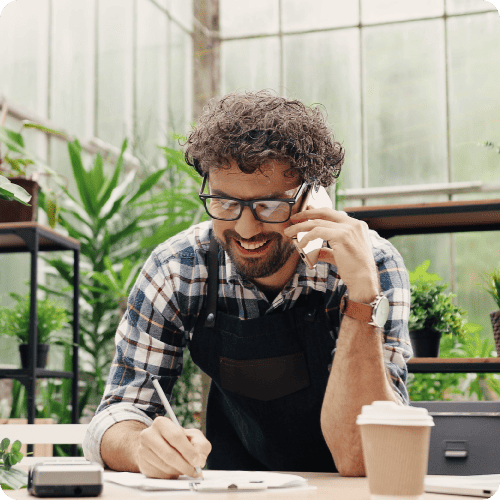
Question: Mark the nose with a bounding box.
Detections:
[233,206,263,240]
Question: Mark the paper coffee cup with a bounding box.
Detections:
[356,401,434,500]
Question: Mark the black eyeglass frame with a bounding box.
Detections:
[198,174,309,223]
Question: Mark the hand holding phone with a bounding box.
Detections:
[292,185,333,269]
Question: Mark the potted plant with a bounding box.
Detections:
[0,438,27,490]
[0,292,69,369]
[481,264,500,355]
[408,260,467,357]
[0,174,32,206]
[0,123,65,226]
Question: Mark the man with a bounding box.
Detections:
[83,90,411,478]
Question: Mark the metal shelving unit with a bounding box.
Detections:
[0,222,80,453]
[346,198,500,374]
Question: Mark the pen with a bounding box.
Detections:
[151,376,204,479]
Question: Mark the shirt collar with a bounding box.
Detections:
[222,248,329,294]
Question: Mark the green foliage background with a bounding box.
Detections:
[407,261,500,402]
[6,135,207,452]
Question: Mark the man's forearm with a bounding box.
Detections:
[320,315,399,477]
[100,420,147,472]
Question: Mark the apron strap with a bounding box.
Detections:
[204,233,219,327]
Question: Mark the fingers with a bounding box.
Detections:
[290,207,349,224]
[284,218,339,241]
[138,417,211,479]
[185,428,212,468]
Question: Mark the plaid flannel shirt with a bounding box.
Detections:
[83,220,412,466]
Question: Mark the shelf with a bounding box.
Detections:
[0,222,80,437]
[0,369,74,380]
[0,222,79,253]
[408,357,500,373]
[345,198,500,238]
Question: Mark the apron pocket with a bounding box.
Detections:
[219,352,310,401]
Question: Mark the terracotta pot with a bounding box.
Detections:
[19,343,49,369]
[409,329,442,357]
[0,177,39,223]
[491,310,500,356]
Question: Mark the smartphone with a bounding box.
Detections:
[292,185,333,269]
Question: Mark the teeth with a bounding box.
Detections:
[238,239,268,250]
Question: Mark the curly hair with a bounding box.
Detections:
[184,90,344,187]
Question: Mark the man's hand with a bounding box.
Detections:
[285,207,379,301]
[137,417,212,479]
[100,419,211,479]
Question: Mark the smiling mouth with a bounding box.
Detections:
[235,238,272,252]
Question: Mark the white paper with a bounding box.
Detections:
[104,470,308,492]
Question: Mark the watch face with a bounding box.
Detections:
[375,296,390,327]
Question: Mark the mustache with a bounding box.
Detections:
[223,230,281,244]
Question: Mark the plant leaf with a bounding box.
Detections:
[67,140,97,217]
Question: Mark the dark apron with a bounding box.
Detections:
[188,236,338,472]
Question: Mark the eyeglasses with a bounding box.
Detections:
[198,174,308,223]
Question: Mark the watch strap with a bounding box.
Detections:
[340,295,374,324]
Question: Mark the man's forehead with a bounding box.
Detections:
[210,159,299,184]
[208,163,301,198]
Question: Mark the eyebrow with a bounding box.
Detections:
[210,187,297,200]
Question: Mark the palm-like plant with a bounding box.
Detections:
[40,138,207,411]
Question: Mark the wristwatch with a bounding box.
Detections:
[340,292,390,328]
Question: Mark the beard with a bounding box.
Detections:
[215,229,297,280]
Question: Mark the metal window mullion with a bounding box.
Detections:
[46,0,53,168]
[83,0,98,140]
[93,0,99,138]
[359,0,368,202]
[123,2,135,148]
[219,8,493,42]
[132,0,138,156]
[147,0,195,37]
[278,0,284,96]
[443,12,456,292]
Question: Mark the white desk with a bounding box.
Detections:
[5,463,480,500]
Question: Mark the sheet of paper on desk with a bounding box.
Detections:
[103,470,310,492]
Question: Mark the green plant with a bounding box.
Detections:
[454,324,500,401]
[408,333,467,401]
[408,260,467,338]
[408,321,500,401]
[481,264,500,310]
[39,138,206,415]
[7,346,91,457]
[0,292,68,344]
[0,123,66,227]
[0,174,32,205]
[170,348,202,428]
[0,438,27,490]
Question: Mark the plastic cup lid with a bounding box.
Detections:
[356,401,434,427]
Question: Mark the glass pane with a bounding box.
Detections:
[448,12,500,186]
[168,0,192,32]
[361,0,444,25]
[96,0,134,148]
[455,231,500,339]
[221,37,280,94]
[0,0,49,113]
[136,0,168,164]
[446,0,496,15]
[169,22,193,136]
[220,0,279,38]
[51,0,95,138]
[283,30,362,191]
[282,0,358,31]
[390,233,452,287]
[363,20,448,189]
